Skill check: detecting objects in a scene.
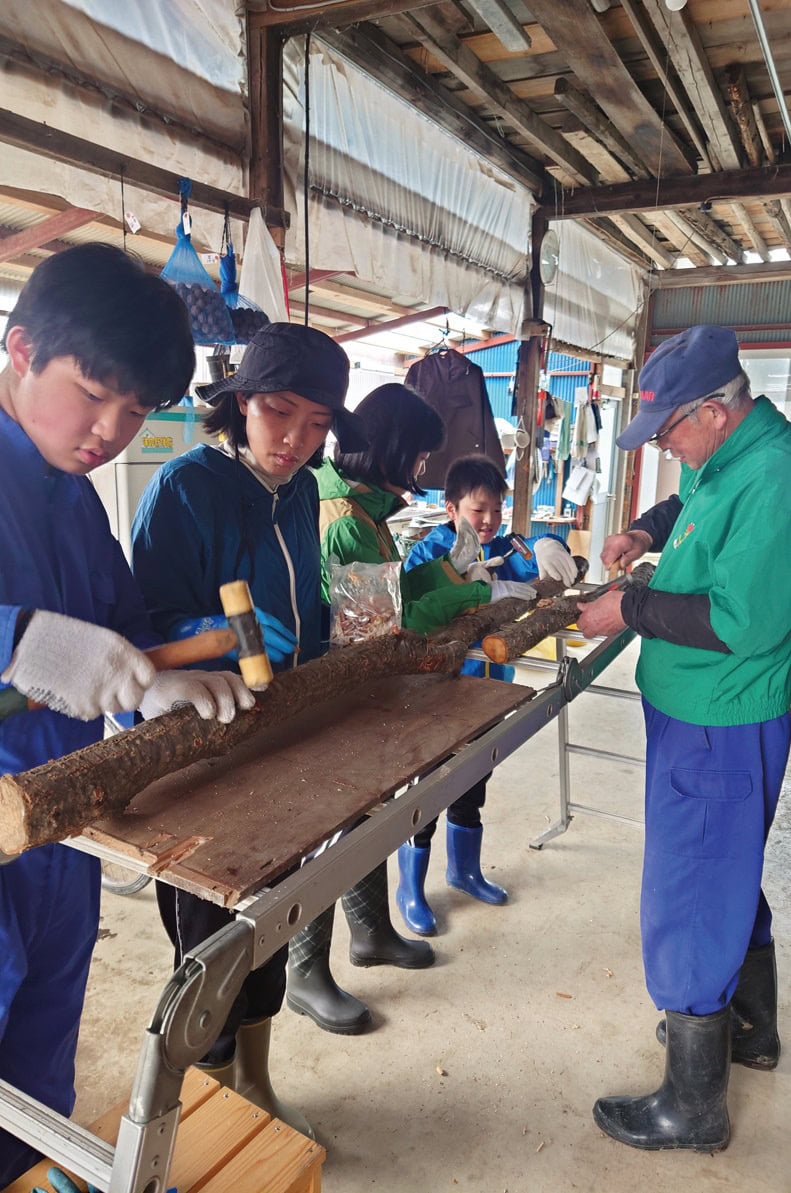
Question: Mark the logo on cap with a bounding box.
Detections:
[640,390,656,402]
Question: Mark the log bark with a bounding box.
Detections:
[0,557,589,853]
[481,562,655,664]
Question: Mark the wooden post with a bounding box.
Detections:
[247,19,287,250]
[511,208,548,536]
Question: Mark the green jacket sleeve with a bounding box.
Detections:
[401,555,491,635]
[321,516,390,602]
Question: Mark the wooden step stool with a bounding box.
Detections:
[6,1067,324,1193]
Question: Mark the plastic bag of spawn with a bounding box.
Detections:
[329,559,403,648]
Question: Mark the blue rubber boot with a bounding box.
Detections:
[396,843,436,936]
[446,823,508,905]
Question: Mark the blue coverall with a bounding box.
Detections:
[0,408,156,1185]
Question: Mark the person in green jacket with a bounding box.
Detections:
[577,325,791,1155]
[286,383,534,1034]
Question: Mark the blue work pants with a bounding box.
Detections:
[641,700,790,1016]
[0,845,100,1186]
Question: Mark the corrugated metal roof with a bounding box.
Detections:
[651,283,791,347]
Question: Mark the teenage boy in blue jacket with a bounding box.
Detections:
[0,243,253,1185]
[397,453,576,934]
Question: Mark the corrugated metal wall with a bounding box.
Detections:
[650,282,791,347]
[421,344,591,544]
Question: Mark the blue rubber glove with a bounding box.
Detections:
[35,1167,97,1193]
[171,610,297,664]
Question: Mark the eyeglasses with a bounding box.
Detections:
[646,397,717,445]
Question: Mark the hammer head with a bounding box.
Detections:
[219,580,273,690]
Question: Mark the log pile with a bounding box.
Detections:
[0,558,591,854]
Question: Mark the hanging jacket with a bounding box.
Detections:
[405,350,505,489]
[0,407,156,776]
[131,444,323,669]
[405,523,562,680]
[629,397,791,727]
[314,459,491,636]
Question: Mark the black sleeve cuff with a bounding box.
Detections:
[12,610,34,648]
[621,587,731,653]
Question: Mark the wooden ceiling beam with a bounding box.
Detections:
[652,259,791,289]
[462,0,532,54]
[724,65,764,169]
[638,0,742,171]
[309,281,419,318]
[335,304,449,344]
[0,109,279,225]
[581,218,654,271]
[321,24,545,193]
[249,1,433,32]
[679,208,745,263]
[539,162,791,218]
[619,0,713,170]
[0,209,99,264]
[666,211,726,265]
[729,203,770,262]
[608,214,675,268]
[520,0,693,177]
[288,301,368,328]
[644,212,710,268]
[553,79,650,181]
[286,269,349,292]
[765,200,791,250]
[403,9,597,184]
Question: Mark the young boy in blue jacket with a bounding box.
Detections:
[397,453,576,935]
[0,244,252,1185]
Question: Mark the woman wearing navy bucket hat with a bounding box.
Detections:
[130,322,370,1136]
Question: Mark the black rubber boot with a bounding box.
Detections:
[235,1018,315,1139]
[730,941,781,1069]
[594,1008,731,1152]
[656,941,780,1070]
[344,862,435,969]
[287,904,371,1034]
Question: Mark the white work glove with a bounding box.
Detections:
[466,560,494,585]
[490,580,537,603]
[1,610,156,721]
[139,669,256,724]
[448,518,482,576]
[534,538,578,588]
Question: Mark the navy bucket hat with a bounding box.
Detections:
[617,325,741,450]
[196,322,367,453]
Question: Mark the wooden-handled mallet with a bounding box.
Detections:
[0,627,240,721]
[219,579,274,690]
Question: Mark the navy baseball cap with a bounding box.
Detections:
[617,325,741,450]
[195,322,367,453]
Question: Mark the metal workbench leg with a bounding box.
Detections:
[530,641,573,849]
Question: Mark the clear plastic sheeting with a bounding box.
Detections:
[544,221,646,361]
[283,38,533,335]
[0,0,247,243]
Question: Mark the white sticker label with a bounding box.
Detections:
[125,211,141,234]
[182,211,192,235]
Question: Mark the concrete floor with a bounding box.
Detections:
[75,641,791,1192]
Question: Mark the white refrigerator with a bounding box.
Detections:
[91,407,213,561]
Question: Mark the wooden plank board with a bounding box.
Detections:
[85,674,532,907]
[197,1119,325,1193]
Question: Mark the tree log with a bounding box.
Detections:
[481,563,655,664]
[0,557,590,853]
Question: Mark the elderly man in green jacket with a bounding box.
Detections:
[577,324,791,1155]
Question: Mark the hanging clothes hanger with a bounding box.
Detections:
[428,316,452,355]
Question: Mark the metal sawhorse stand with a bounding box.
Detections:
[0,626,637,1193]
